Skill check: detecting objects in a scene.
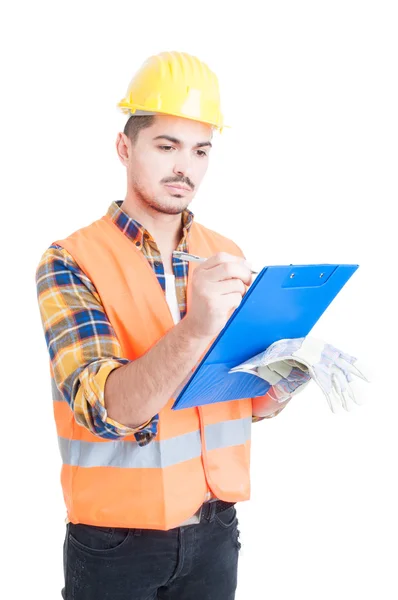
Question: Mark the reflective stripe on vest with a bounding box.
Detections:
[58,417,251,469]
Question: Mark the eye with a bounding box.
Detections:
[197,150,207,157]
[159,145,175,152]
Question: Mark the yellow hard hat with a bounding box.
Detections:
[117,51,226,131]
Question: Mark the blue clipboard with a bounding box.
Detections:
[172,263,358,410]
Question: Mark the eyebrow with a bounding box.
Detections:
[153,135,212,149]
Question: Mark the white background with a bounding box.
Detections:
[1,1,397,598]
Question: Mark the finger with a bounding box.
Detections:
[332,372,349,411]
[341,387,355,411]
[345,363,369,382]
[334,357,353,381]
[336,356,370,383]
[337,351,371,382]
[339,350,357,364]
[202,252,247,270]
[347,378,369,405]
[312,373,337,413]
[345,384,359,408]
[329,383,343,413]
[331,365,348,392]
[314,371,339,413]
[348,359,371,383]
[206,261,252,286]
[325,389,337,413]
[332,367,354,411]
[221,292,243,311]
[216,278,246,296]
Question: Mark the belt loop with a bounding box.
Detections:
[132,528,142,536]
[200,502,210,523]
[202,501,217,523]
[208,501,217,523]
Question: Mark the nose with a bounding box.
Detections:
[172,153,193,180]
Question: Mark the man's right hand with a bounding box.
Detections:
[183,252,253,340]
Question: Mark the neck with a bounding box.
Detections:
[121,197,183,246]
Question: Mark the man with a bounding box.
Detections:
[34,51,315,599]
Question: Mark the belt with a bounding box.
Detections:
[201,500,236,521]
[180,500,236,526]
[70,500,237,532]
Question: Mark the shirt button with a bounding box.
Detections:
[154,261,161,267]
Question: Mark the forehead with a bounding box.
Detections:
[145,114,213,143]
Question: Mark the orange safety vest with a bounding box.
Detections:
[53,213,253,530]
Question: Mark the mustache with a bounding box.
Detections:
[162,177,194,190]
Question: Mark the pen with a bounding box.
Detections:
[173,251,259,274]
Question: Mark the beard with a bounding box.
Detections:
[133,181,191,215]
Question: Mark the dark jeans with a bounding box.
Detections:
[62,504,241,599]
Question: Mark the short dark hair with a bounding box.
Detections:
[123,115,155,145]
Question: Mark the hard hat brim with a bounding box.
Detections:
[117,101,229,131]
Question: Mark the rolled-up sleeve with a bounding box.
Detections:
[74,358,159,443]
[36,244,158,445]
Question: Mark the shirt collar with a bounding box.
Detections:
[107,200,194,248]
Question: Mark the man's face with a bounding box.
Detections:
[123,115,213,215]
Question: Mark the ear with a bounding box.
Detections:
[115,132,130,166]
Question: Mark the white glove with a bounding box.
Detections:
[229,348,312,404]
[230,337,369,413]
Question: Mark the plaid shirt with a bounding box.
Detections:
[36,200,267,449]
